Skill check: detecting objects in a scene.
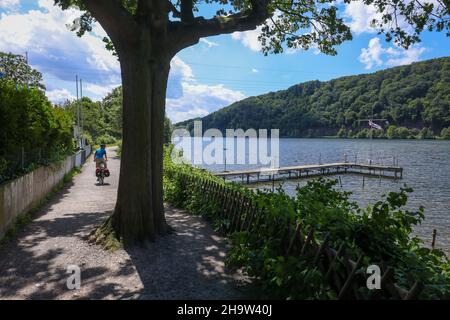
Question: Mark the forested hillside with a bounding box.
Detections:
[178,57,450,139]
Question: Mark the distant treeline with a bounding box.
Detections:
[177,57,450,139]
[62,86,173,147]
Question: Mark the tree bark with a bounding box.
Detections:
[111,30,171,245]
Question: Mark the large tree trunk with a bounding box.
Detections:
[111,32,171,245]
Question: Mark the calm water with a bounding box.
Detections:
[176,138,450,252]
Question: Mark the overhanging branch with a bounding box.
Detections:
[81,0,138,45]
[181,0,195,22]
[167,0,181,18]
[169,0,270,53]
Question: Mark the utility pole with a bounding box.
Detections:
[223,147,227,172]
[75,75,81,149]
[24,51,29,87]
[80,78,84,147]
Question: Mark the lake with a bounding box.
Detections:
[175,137,450,252]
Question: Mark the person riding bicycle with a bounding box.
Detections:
[94,143,108,170]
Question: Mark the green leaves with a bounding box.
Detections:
[0,80,74,182]
[54,1,449,57]
[0,52,45,90]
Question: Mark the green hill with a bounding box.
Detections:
[177,57,450,139]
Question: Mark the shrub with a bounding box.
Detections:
[441,127,450,139]
[395,127,411,139]
[387,125,397,139]
[0,80,74,183]
[336,127,347,138]
[417,127,434,139]
[95,133,116,145]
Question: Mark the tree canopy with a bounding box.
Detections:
[56,0,449,56]
[0,52,45,90]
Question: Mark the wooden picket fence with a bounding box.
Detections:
[168,170,424,300]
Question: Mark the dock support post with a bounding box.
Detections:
[432,229,437,249]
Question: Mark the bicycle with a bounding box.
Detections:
[95,162,109,185]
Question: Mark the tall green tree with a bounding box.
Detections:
[0,52,45,90]
[54,0,449,244]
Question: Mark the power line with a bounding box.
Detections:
[24,44,348,76]
[40,65,316,86]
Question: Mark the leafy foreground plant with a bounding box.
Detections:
[228,182,449,299]
[163,148,450,299]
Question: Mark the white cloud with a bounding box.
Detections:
[385,46,426,67]
[171,56,193,79]
[46,88,75,103]
[343,2,380,34]
[0,0,120,86]
[359,38,384,69]
[166,82,246,123]
[0,0,19,9]
[169,108,210,123]
[251,68,259,73]
[359,37,426,70]
[344,1,444,35]
[83,82,119,100]
[231,28,262,52]
[199,38,219,48]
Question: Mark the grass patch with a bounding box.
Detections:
[88,217,122,251]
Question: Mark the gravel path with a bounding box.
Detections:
[0,148,250,300]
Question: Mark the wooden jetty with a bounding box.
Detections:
[213,162,403,184]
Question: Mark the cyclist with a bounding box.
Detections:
[94,143,108,171]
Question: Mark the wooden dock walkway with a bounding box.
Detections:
[213,162,403,184]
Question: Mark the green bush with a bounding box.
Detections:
[355,128,370,138]
[116,140,122,157]
[82,131,94,146]
[395,127,411,139]
[0,80,74,182]
[95,133,116,145]
[417,127,434,139]
[387,125,397,139]
[336,127,347,138]
[441,127,450,139]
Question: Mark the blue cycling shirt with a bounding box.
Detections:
[95,148,107,159]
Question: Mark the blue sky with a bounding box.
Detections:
[1,0,449,123]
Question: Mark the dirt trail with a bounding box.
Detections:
[0,148,249,299]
